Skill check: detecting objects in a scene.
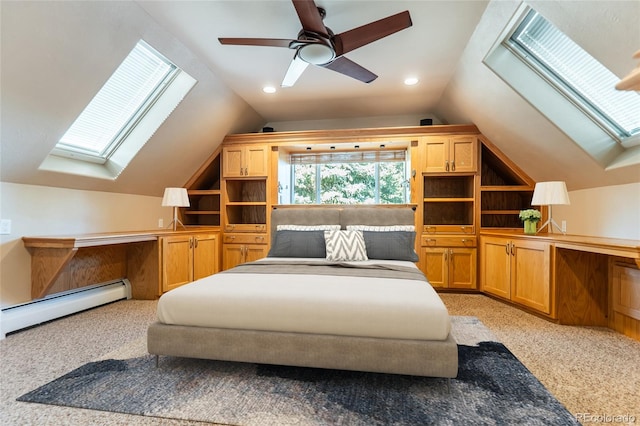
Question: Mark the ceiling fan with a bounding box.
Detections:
[218,0,412,87]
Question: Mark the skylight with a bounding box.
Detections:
[41,40,197,180]
[53,41,179,163]
[483,5,640,170]
[507,9,640,143]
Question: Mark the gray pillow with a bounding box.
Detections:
[267,230,326,258]
[363,231,419,262]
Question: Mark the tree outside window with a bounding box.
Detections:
[292,151,408,204]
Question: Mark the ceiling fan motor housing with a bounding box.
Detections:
[298,41,335,65]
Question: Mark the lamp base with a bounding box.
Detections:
[166,219,186,231]
[536,218,564,234]
[166,206,186,231]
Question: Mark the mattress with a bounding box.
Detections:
[157,258,451,341]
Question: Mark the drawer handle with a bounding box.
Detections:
[226,235,235,241]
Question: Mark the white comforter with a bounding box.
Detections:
[157,258,451,341]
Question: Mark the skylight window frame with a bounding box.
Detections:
[52,40,180,164]
[502,9,640,146]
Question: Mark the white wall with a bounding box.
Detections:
[554,183,640,240]
[0,182,173,307]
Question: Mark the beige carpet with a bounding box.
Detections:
[1,294,639,425]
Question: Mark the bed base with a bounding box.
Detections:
[147,322,458,378]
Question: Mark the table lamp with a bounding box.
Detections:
[162,187,190,231]
[531,181,570,234]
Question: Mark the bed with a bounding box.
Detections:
[147,206,458,378]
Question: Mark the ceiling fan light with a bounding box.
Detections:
[298,43,335,65]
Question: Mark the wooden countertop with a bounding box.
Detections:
[22,228,220,249]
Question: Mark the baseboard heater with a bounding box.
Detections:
[0,279,131,339]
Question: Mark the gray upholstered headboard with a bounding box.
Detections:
[270,206,415,245]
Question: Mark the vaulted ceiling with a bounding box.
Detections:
[1,1,638,197]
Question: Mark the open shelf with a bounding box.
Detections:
[479,145,535,229]
[182,152,222,227]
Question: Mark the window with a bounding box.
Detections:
[40,40,197,179]
[483,5,640,170]
[507,9,640,144]
[290,150,409,204]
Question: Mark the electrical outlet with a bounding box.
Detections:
[561,220,567,233]
[0,219,11,235]
[158,218,164,228]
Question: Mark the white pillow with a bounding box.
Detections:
[277,224,341,231]
[346,225,415,232]
[324,230,368,261]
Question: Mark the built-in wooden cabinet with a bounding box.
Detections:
[423,135,477,173]
[222,144,268,177]
[480,234,552,315]
[222,233,268,270]
[160,233,219,292]
[422,236,476,289]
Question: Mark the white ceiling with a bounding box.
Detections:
[1,0,638,196]
[137,1,489,122]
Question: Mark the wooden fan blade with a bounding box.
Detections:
[218,38,296,48]
[333,10,412,56]
[323,56,377,83]
[282,54,310,87]
[292,0,328,36]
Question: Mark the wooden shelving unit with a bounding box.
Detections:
[182,149,222,227]
[479,142,537,229]
[423,175,475,233]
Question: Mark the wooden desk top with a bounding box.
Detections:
[22,228,220,249]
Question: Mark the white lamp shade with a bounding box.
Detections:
[162,187,190,207]
[531,181,570,206]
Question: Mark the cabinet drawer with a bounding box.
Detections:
[223,233,268,245]
[224,223,267,233]
[423,225,475,234]
[422,236,476,247]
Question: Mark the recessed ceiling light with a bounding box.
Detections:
[404,77,419,86]
[263,86,276,93]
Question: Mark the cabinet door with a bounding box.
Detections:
[193,234,219,281]
[511,239,551,314]
[222,146,244,177]
[423,248,448,288]
[222,244,245,271]
[480,237,511,299]
[449,248,477,289]
[161,235,193,292]
[449,136,477,173]
[424,137,448,173]
[245,145,268,176]
[244,244,268,263]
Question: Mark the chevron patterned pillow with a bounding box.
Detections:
[324,230,368,261]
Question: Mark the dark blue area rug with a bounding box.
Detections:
[17,332,579,425]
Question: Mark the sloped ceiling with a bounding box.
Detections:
[1,0,638,197]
